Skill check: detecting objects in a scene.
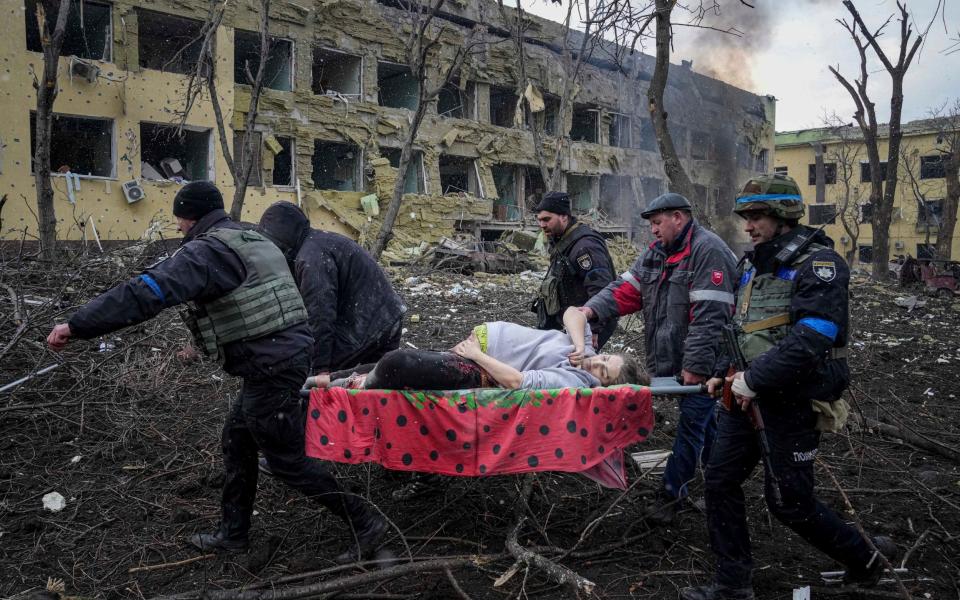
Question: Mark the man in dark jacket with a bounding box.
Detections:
[532,191,617,349]
[258,201,406,381]
[682,175,896,600]
[47,182,386,562]
[581,193,737,523]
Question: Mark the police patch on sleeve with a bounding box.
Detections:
[577,253,593,270]
[812,260,837,282]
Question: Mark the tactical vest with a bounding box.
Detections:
[734,243,831,364]
[537,222,612,317]
[180,228,307,360]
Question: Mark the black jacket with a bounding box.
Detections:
[69,209,313,379]
[259,203,406,372]
[741,227,850,405]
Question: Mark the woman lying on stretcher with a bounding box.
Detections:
[314,307,648,390]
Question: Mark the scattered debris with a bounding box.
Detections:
[42,492,66,512]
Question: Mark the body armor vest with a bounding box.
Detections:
[538,222,612,317]
[733,243,827,364]
[181,228,307,360]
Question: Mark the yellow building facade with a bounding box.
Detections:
[775,120,957,265]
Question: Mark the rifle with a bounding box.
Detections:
[721,323,783,507]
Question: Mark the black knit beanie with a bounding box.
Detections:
[533,191,571,215]
[172,181,224,220]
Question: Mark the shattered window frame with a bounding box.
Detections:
[489,85,520,128]
[491,163,521,221]
[859,202,873,224]
[271,136,296,188]
[919,155,946,180]
[600,174,634,224]
[608,112,632,148]
[808,203,837,225]
[755,149,768,172]
[437,79,475,120]
[807,162,837,185]
[312,140,363,192]
[25,0,112,62]
[29,111,116,179]
[233,29,295,92]
[566,174,596,217]
[916,198,943,229]
[859,161,887,183]
[438,154,481,196]
[382,147,427,194]
[377,60,420,111]
[137,9,206,75]
[140,122,214,182]
[570,104,600,144]
[312,46,363,97]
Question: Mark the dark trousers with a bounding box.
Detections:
[221,359,349,539]
[662,393,717,499]
[333,349,485,390]
[328,317,404,372]
[704,402,873,588]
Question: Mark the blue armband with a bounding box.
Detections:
[139,274,165,302]
[797,317,838,341]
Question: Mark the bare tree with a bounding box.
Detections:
[823,116,866,265]
[31,0,72,259]
[929,99,960,259]
[370,0,489,259]
[178,0,272,221]
[830,1,931,279]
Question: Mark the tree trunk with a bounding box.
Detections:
[32,0,72,260]
[647,0,703,225]
[872,75,906,278]
[936,151,959,260]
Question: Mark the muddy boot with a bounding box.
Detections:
[189,527,249,552]
[335,498,388,564]
[645,489,681,526]
[680,582,755,600]
[842,536,899,586]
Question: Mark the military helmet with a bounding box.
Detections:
[733,174,804,220]
[641,192,693,219]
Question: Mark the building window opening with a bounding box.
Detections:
[312,47,361,96]
[860,161,887,182]
[491,164,520,220]
[538,95,560,136]
[600,175,633,224]
[808,163,837,185]
[570,105,599,143]
[233,31,293,91]
[859,202,873,223]
[640,176,662,205]
[30,112,113,177]
[140,123,211,182]
[382,148,425,194]
[439,154,479,195]
[917,199,943,229]
[608,113,631,148]
[25,0,111,61]
[271,136,294,187]
[313,141,361,191]
[808,204,837,225]
[378,62,419,110]
[755,149,768,172]
[920,155,946,179]
[437,79,475,119]
[774,165,788,176]
[233,131,263,187]
[639,119,659,152]
[138,10,204,74]
[858,245,873,263]
[523,166,546,209]
[489,86,519,128]
[567,175,595,216]
[671,124,688,157]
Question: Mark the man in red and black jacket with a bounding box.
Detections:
[580,192,737,523]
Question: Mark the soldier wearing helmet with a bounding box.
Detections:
[579,191,737,525]
[682,174,896,600]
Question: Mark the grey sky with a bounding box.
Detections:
[509,1,958,132]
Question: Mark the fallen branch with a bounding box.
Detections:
[850,412,960,464]
[505,516,595,596]
[129,553,215,573]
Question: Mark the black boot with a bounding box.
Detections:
[680,582,755,600]
[843,536,899,586]
[189,527,249,552]
[335,498,388,564]
[645,489,681,526]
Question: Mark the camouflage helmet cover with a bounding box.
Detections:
[733,174,805,220]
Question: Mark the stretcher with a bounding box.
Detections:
[302,377,705,490]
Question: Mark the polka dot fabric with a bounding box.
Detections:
[305,385,654,487]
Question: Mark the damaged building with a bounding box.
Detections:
[1,0,775,252]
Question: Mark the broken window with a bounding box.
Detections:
[755,149,768,172]
[270,136,295,187]
[600,175,633,223]
[774,165,788,176]
[234,30,293,91]
[313,141,361,191]
[540,95,560,136]
[138,10,205,74]
[736,140,753,170]
[566,175,595,215]
[671,124,687,157]
[570,105,599,143]
[808,163,837,185]
[860,161,887,183]
[437,80,475,119]
[30,112,113,177]
[920,155,946,179]
[312,47,362,96]
[140,123,211,181]
[639,176,662,204]
[489,86,519,128]
[608,113,631,148]
[917,199,943,228]
[233,131,263,187]
[382,148,426,194]
[690,131,712,160]
[378,62,419,110]
[638,119,658,152]
[491,164,520,220]
[858,245,873,263]
[438,154,480,195]
[524,167,546,209]
[808,204,837,225]
[25,0,111,61]
[859,202,873,223]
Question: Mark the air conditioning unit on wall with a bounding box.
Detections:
[122,180,145,204]
[894,241,905,250]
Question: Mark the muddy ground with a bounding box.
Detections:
[1,244,959,600]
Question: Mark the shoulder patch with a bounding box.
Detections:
[812,260,836,282]
[711,270,724,286]
[577,253,593,270]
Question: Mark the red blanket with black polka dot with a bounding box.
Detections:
[304,385,654,489]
